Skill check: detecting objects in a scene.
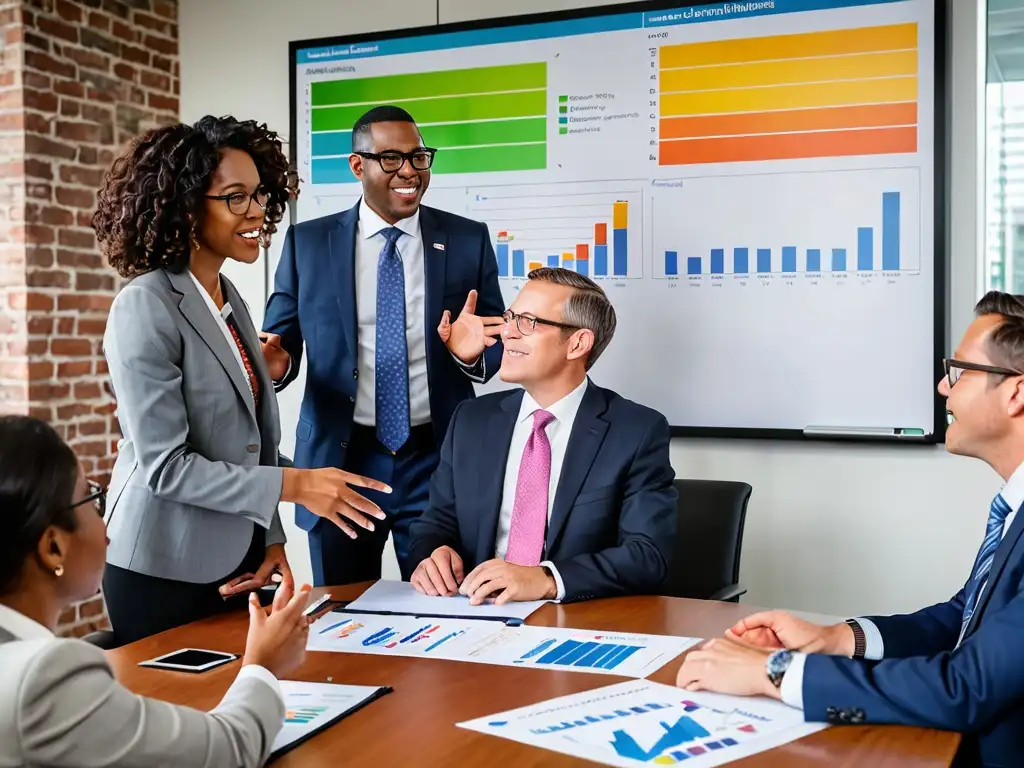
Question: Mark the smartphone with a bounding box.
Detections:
[138,648,239,673]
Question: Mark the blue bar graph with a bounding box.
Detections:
[665,251,678,276]
[547,255,558,267]
[687,257,701,275]
[512,249,525,278]
[710,248,724,274]
[613,229,627,276]
[497,243,509,277]
[756,248,771,274]
[782,246,796,273]
[529,639,643,671]
[882,191,899,270]
[594,244,608,276]
[578,258,589,277]
[857,227,873,270]
[807,248,821,272]
[832,248,846,271]
[734,247,748,274]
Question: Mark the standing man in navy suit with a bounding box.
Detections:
[261,106,506,586]
[677,291,1024,768]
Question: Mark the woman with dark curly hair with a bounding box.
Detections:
[93,115,389,644]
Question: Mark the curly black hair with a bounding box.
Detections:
[92,115,298,278]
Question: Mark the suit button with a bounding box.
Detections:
[349,396,355,403]
[353,369,359,379]
[340,442,348,449]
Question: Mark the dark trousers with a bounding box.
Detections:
[307,422,438,587]
[103,526,265,646]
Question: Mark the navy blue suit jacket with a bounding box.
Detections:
[407,381,678,601]
[262,202,505,531]
[801,512,1024,767]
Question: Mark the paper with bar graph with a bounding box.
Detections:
[307,611,698,677]
[290,0,941,437]
[271,681,390,757]
[458,679,827,767]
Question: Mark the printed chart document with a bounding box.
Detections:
[458,679,827,767]
[308,611,698,678]
[270,681,391,759]
[346,579,549,622]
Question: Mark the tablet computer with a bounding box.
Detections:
[138,648,239,673]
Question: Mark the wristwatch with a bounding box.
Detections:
[766,649,793,687]
[845,619,866,659]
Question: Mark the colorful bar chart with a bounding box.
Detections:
[523,639,644,670]
[612,201,628,276]
[285,706,330,726]
[658,23,918,166]
[309,63,547,183]
[659,189,904,276]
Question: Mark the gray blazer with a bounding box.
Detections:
[0,627,283,767]
[103,268,287,584]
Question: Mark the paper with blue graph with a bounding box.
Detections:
[458,679,827,767]
[307,611,698,678]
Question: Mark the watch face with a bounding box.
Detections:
[767,650,793,685]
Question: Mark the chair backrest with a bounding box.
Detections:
[662,479,751,600]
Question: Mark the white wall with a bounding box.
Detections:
[180,0,991,617]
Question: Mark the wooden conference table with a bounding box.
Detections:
[108,583,961,767]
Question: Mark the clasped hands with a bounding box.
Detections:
[675,610,856,699]
[410,546,557,605]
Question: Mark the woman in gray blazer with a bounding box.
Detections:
[92,116,389,644]
[0,415,313,767]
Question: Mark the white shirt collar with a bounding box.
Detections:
[358,196,420,241]
[517,377,589,426]
[0,602,54,640]
[1000,461,1024,514]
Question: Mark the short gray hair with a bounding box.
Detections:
[527,267,616,369]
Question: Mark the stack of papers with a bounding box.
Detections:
[345,579,550,622]
[270,681,390,758]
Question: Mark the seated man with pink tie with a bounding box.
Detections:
[407,267,677,604]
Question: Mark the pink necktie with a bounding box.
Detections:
[505,410,556,566]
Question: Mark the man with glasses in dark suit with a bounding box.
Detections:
[262,105,506,587]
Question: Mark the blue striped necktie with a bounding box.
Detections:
[374,226,410,453]
[960,493,1013,629]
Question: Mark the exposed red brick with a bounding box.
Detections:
[56,186,94,208]
[53,78,85,98]
[57,360,92,378]
[113,61,135,81]
[37,16,77,45]
[56,0,83,24]
[87,11,109,32]
[55,120,101,144]
[24,50,76,79]
[50,337,92,356]
[59,98,78,117]
[63,46,109,73]
[152,53,172,73]
[120,43,147,65]
[139,69,168,91]
[76,272,113,291]
[147,92,176,112]
[59,164,105,187]
[22,87,57,112]
[143,33,175,56]
[22,70,51,90]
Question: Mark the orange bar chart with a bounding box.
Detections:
[658,23,918,166]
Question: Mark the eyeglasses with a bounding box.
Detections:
[502,309,580,337]
[943,358,1023,387]
[206,186,269,216]
[354,148,436,173]
[71,480,106,519]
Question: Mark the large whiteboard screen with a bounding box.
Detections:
[291,0,942,438]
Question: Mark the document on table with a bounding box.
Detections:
[346,579,549,622]
[270,681,391,759]
[308,610,699,678]
[458,679,827,767]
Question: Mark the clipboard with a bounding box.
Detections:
[329,600,525,626]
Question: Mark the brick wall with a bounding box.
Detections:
[0,0,180,638]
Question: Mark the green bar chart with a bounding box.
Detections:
[309,62,548,183]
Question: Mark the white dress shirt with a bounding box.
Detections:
[0,601,282,699]
[187,270,254,405]
[495,377,590,600]
[353,198,430,427]
[780,462,1024,709]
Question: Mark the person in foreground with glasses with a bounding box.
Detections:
[676,290,1024,768]
[92,116,389,645]
[261,105,506,588]
[408,268,677,605]
[0,415,312,768]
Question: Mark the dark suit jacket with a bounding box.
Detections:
[801,510,1024,767]
[262,201,505,531]
[407,381,678,601]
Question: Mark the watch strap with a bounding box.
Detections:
[845,618,866,659]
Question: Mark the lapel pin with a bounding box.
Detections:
[432,242,445,251]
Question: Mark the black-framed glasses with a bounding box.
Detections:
[944,358,1023,387]
[206,186,269,216]
[354,148,436,173]
[71,480,106,518]
[502,309,580,337]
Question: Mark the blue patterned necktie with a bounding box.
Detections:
[374,226,410,453]
[960,493,1013,629]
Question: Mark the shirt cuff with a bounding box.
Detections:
[852,618,885,660]
[779,652,807,710]
[449,349,486,382]
[540,560,566,601]
[273,357,293,390]
[238,664,283,704]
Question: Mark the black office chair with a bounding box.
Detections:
[82,629,118,649]
[662,479,751,602]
